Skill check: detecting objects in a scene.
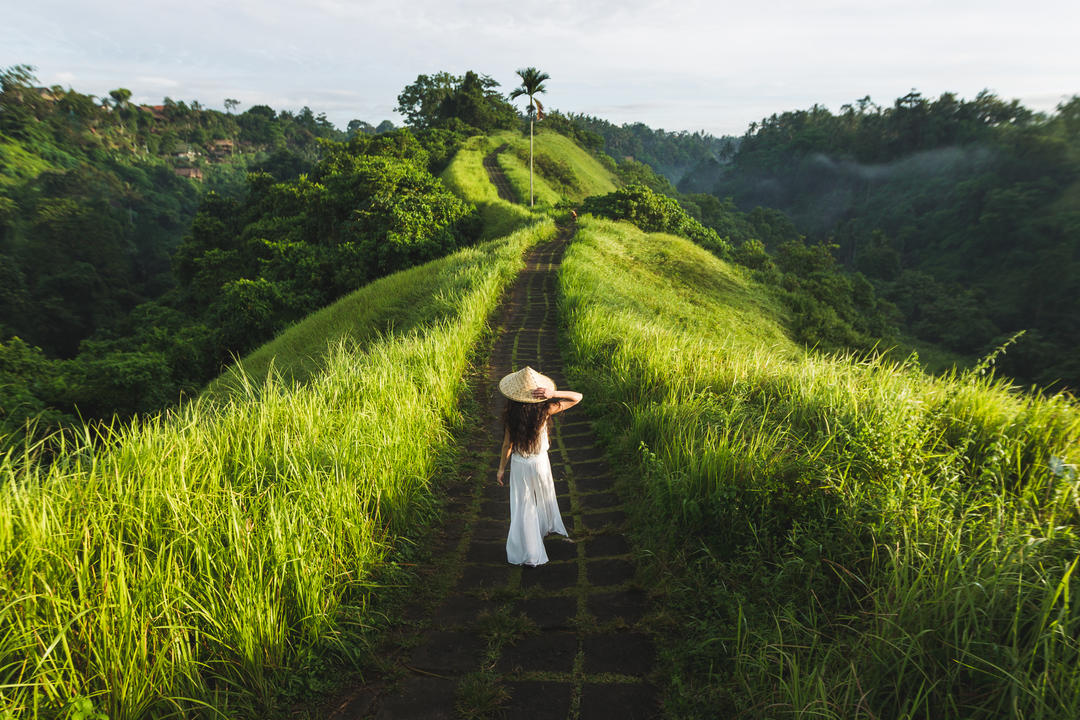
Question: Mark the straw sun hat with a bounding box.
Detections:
[498,366,556,403]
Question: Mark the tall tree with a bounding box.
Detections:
[396,72,458,129]
[509,67,549,206]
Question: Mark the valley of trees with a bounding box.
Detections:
[583,183,897,352]
[658,91,1080,390]
[0,66,490,443]
[1,61,1078,720]
[2,65,598,446]
[567,113,737,186]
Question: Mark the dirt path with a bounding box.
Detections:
[326,223,658,719]
[483,145,517,203]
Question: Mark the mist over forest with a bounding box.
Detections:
[660,92,1080,390]
[565,90,1080,392]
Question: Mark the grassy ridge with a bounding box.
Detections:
[497,149,561,207]
[559,216,1080,718]
[490,129,617,206]
[0,218,556,719]
[439,135,537,239]
[208,232,530,392]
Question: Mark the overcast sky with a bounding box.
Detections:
[4,0,1078,137]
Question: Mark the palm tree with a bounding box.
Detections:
[509,67,550,207]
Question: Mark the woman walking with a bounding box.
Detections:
[496,366,583,566]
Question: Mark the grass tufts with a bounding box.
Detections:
[455,670,511,720]
[489,129,617,208]
[439,135,537,239]
[559,215,1080,719]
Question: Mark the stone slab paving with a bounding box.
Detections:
[330,223,658,718]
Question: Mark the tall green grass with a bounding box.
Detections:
[0,219,556,719]
[560,216,1080,718]
[439,129,617,216]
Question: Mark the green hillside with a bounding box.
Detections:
[0,65,344,361]
[441,128,619,211]
[691,92,1080,391]
[215,133,562,392]
[209,220,555,394]
[490,128,618,205]
[4,103,1078,720]
[438,134,537,239]
[561,215,1080,718]
[437,128,618,230]
[0,111,461,444]
[0,115,605,717]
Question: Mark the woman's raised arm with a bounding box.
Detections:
[530,387,582,415]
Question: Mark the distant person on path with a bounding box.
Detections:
[496,367,582,566]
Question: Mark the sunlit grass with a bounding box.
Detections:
[495,148,562,208]
[0,136,55,187]
[442,128,617,214]
[560,215,1080,719]
[439,134,536,239]
[207,231,541,392]
[490,128,617,206]
[524,130,619,199]
[0,219,556,719]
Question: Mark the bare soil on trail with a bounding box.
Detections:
[322,222,659,719]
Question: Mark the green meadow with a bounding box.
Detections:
[560,216,1080,718]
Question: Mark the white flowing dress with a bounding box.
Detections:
[506,427,568,566]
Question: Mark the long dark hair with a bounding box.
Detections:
[503,398,555,455]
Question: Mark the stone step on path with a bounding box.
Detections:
[357,227,659,719]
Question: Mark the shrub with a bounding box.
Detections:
[583,184,732,258]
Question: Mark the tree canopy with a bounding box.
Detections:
[695,90,1080,388]
[396,71,517,132]
[0,67,481,444]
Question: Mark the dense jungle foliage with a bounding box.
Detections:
[0,66,488,443]
[674,91,1080,390]
[5,66,1078,447]
[566,113,737,186]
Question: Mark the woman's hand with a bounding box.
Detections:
[532,386,552,400]
[496,468,505,486]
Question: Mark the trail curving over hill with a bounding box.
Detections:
[483,144,518,203]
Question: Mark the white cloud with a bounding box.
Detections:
[2,0,1078,135]
[136,76,180,89]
